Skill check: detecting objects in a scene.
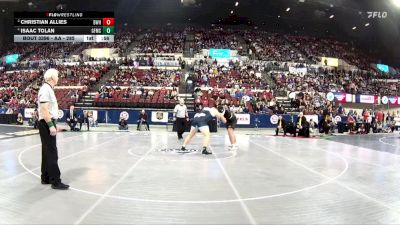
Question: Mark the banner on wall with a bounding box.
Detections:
[388,96,399,105]
[62,62,80,66]
[321,57,339,67]
[24,108,35,118]
[377,64,389,73]
[357,95,378,104]
[209,49,231,59]
[288,67,307,75]
[86,48,111,59]
[236,114,250,125]
[153,59,179,67]
[333,92,352,103]
[151,111,169,123]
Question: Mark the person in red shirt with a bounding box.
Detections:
[376,111,384,123]
[202,97,209,107]
[347,114,355,134]
[363,109,369,122]
[363,109,371,134]
[160,87,167,95]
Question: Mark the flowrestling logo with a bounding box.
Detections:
[367,11,388,19]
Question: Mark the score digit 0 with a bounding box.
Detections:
[102,18,114,26]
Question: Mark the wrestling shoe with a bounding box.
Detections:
[41,180,50,185]
[51,182,69,190]
[202,147,212,155]
[228,145,238,151]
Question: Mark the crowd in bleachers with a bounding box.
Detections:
[1,27,399,127]
[193,87,279,114]
[285,35,374,70]
[89,30,137,51]
[194,29,244,53]
[271,69,400,96]
[134,30,184,54]
[106,68,181,87]
[244,31,304,62]
[57,64,110,86]
[1,43,40,61]
[26,43,83,61]
[0,70,42,112]
[0,63,108,112]
[190,59,264,89]
[94,86,178,109]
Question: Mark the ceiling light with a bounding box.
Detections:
[286,8,291,12]
[392,0,400,8]
[365,23,370,27]
[329,15,334,19]
[230,10,233,14]
[352,26,357,30]
[235,2,239,7]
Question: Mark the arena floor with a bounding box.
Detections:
[1,125,400,224]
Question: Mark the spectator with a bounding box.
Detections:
[295,112,309,137]
[28,109,39,128]
[16,113,24,125]
[65,105,78,131]
[275,115,287,136]
[119,117,128,130]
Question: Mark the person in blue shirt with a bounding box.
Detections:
[181,107,226,155]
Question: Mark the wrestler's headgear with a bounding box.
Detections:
[217,105,225,114]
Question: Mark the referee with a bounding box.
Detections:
[174,99,189,140]
[38,69,69,190]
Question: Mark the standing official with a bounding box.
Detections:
[38,68,69,190]
[174,99,189,140]
[137,109,150,131]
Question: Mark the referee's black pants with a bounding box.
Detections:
[176,118,186,138]
[38,120,61,184]
[79,118,90,131]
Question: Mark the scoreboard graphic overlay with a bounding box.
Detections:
[14,12,114,43]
